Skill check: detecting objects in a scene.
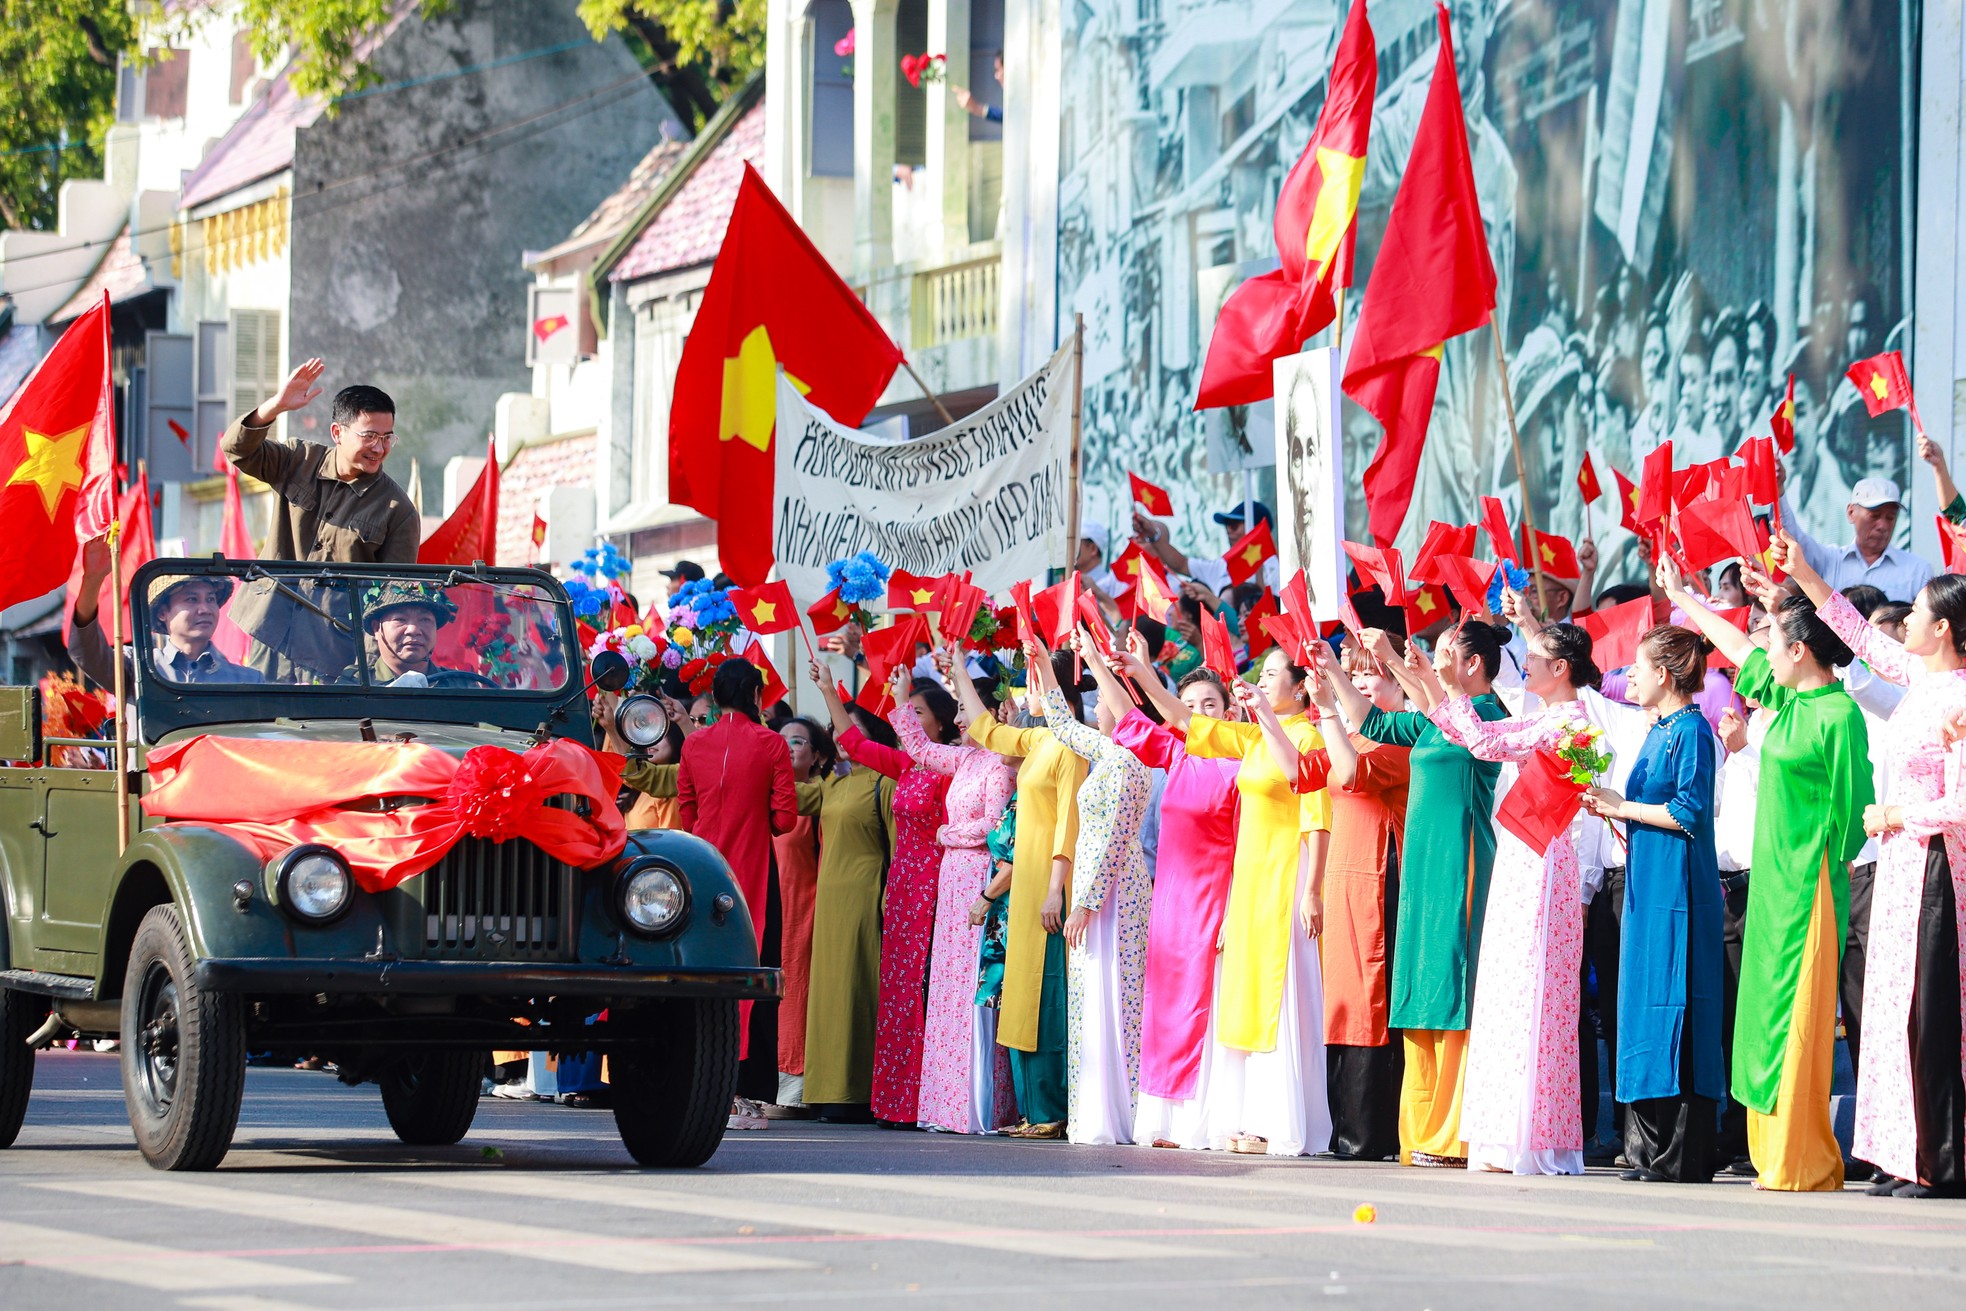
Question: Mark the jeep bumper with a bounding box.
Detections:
[194,958,779,999]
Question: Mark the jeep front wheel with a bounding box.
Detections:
[119,905,245,1171]
[377,1051,482,1145]
[610,999,739,1168]
[0,986,45,1147]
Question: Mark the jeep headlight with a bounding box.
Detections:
[614,693,669,750]
[275,845,353,924]
[617,858,689,938]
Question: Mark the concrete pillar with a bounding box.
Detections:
[851,0,899,273]
[926,0,971,257]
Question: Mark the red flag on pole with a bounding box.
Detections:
[1224,520,1278,586]
[1938,515,1966,574]
[1519,528,1581,581]
[1613,466,1642,533]
[417,436,499,565]
[529,511,548,560]
[1770,374,1797,454]
[65,472,155,648]
[1124,566,1175,624]
[669,165,903,585]
[1636,440,1674,529]
[1199,604,1238,683]
[1579,594,1652,672]
[886,569,940,611]
[1576,453,1602,504]
[1244,588,1280,658]
[1342,4,1498,547]
[1031,573,1081,647]
[731,579,800,635]
[1496,749,1586,856]
[1402,581,1452,635]
[1128,472,1174,517]
[1343,540,1408,606]
[0,293,117,610]
[1194,0,1376,409]
[1430,554,1497,615]
[211,466,256,662]
[1410,520,1477,584]
[1479,496,1518,565]
[745,641,788,708]
[1737,436,1779,507]
[1846,351,1914,418]
[807,588,854,636]
[1675,496,1762,572]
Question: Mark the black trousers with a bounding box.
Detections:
[1328,842,1402,1160]
[1580,866,1626,1144]
[1718,872,1751,1159]
[736,851,785,1103]
[1908,838,1966,1188]
[1841,860,1876,1074]
[1622,896,1716,1181]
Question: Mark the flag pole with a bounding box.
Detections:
[899,355,958,427]
[1066,313,1086,576]
[1333,287,1346,356]
[1489,311,1549,608]
[108,519,129,856]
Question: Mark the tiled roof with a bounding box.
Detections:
[608,100,765,283]
[48,225,151,325]
[496,432,596,568]
[547,136,691,258]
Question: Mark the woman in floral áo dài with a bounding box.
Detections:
[1771,533,1966,1198]
[1408,620,1602,1176]
[893,654,1019,1134]
[1038,630,1156,1145]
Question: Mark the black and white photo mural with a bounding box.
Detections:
[1057,0,1918,586]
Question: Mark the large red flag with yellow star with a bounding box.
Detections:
[670,165,903,586]
[1343,4,1498,548]
[0,293,116,611]
[1195,0,1375,409]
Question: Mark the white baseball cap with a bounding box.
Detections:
[1081,519,1110,557]
[1849,477,1903,510]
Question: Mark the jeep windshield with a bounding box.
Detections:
[132,562,575,694]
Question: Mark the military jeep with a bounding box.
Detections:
[0,558,773,1170]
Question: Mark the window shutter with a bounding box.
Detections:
[229,308,281,427]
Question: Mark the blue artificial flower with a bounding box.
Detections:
[1485,561,1531,613]
[832,550,891,605]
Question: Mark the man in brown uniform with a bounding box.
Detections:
[221,357,423,677]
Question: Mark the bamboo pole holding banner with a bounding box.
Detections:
[109,519,128,855]
[1489,311,1549,611]
[899,355,958,427]
[1067,314,1087,684]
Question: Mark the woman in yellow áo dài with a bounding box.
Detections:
[1669,558,1873,1191]
[1159,642,1333,1156]
[951,643,1087,1138]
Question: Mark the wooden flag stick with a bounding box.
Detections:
[1333,287,1347,356]
[899,355,957,426]
[1489,311,1549,610]
[108,519,128,856]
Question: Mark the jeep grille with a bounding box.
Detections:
[421,836,578,961]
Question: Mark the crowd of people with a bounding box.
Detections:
[579,451,1966,1198]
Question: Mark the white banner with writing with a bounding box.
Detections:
[773,341,1075,602]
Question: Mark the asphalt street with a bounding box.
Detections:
[2,1052,1963,1310]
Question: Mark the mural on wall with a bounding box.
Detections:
[1058,0,1918,588]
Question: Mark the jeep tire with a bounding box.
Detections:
[377,1051,482,1145]
[610,998,739,1168]
[0,986,45,1147]
[120,904,246,1171]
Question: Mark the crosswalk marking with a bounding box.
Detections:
[409,1171,1226,1262]
[33,1179,806,1276]
[0,1220,348,1293]
[758,1172,1649,1254]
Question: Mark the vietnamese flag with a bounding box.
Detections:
[807,587,854,635]
[669,164,903,585]
[1846,350,1914,418]
[745,640,788,708]
[1938,515,1966,574]
[210,465,257,662]
[1430,554,1497,615]
[1576,452,1602,504]
[1613,466,1642,533]
[1032,573,1081,647]
[1580,594,1651,672]
[860,613,929,690]
[1636,440,1674,530]
[1705,605,1752,670]
[0,293,117,611]
[1009,579,1039,645]
[1521,528,1581,580]
[1224,519,1277,586]
[1676,495,1762,572]
[1478,496,1517,565]
[731,579,799,635]
[887,569,940,611]
[1111,539,1167,589]
[1403,581,1452,635]
[1410,520,1476,584]
[1497,748,1586,856]
[1074,588,1116,658]
[418,434,499,565]
[1199,604,1238,683]
[938,578,987,646]
[1736,436,1779,506]
[1126,565,1174,624]
[1195,0,1376,408]
[1128,472,1174,518]
[1343,540,1407,606]
[1343,4,1498,547]
[1242,589,1280,659]
[1770,373,1797,454]
[65,471,156,649]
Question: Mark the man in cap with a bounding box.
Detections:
[1131,499,1280,594]
[348,582,459,686]
[662,559,706,598]
[1074,520,1122,598]
[67,532,264,689]
[1779,476,1934,601]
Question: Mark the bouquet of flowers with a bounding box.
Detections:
[1555,722,1613,786]
[1486,560,1531,615]
[900,52,947,86]
[826,550,891,628]
[562,542,635,633]
[661,577,742,696]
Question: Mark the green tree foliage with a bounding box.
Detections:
[228,0,455,100]
[0,0,134,231]
[576,0,764,125]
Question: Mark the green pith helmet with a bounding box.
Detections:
[360,580,458,629]
[146,574,235,629]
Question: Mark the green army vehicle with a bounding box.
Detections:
[0,558,773,1170]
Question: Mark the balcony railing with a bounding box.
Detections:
[910,254,1000,350]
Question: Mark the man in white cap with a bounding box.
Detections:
[1075,519,1121,598]
[1779,476,1934,601]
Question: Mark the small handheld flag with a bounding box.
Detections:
[731,579,800,635]
[807,587,855,635]
[1847,351,1915,421]
[1769,374,1796,454]
[1224,520,1278,586]
[1128,472,1174,518]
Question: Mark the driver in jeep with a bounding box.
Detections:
[67,532,264,689]
[345,582,456,686]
